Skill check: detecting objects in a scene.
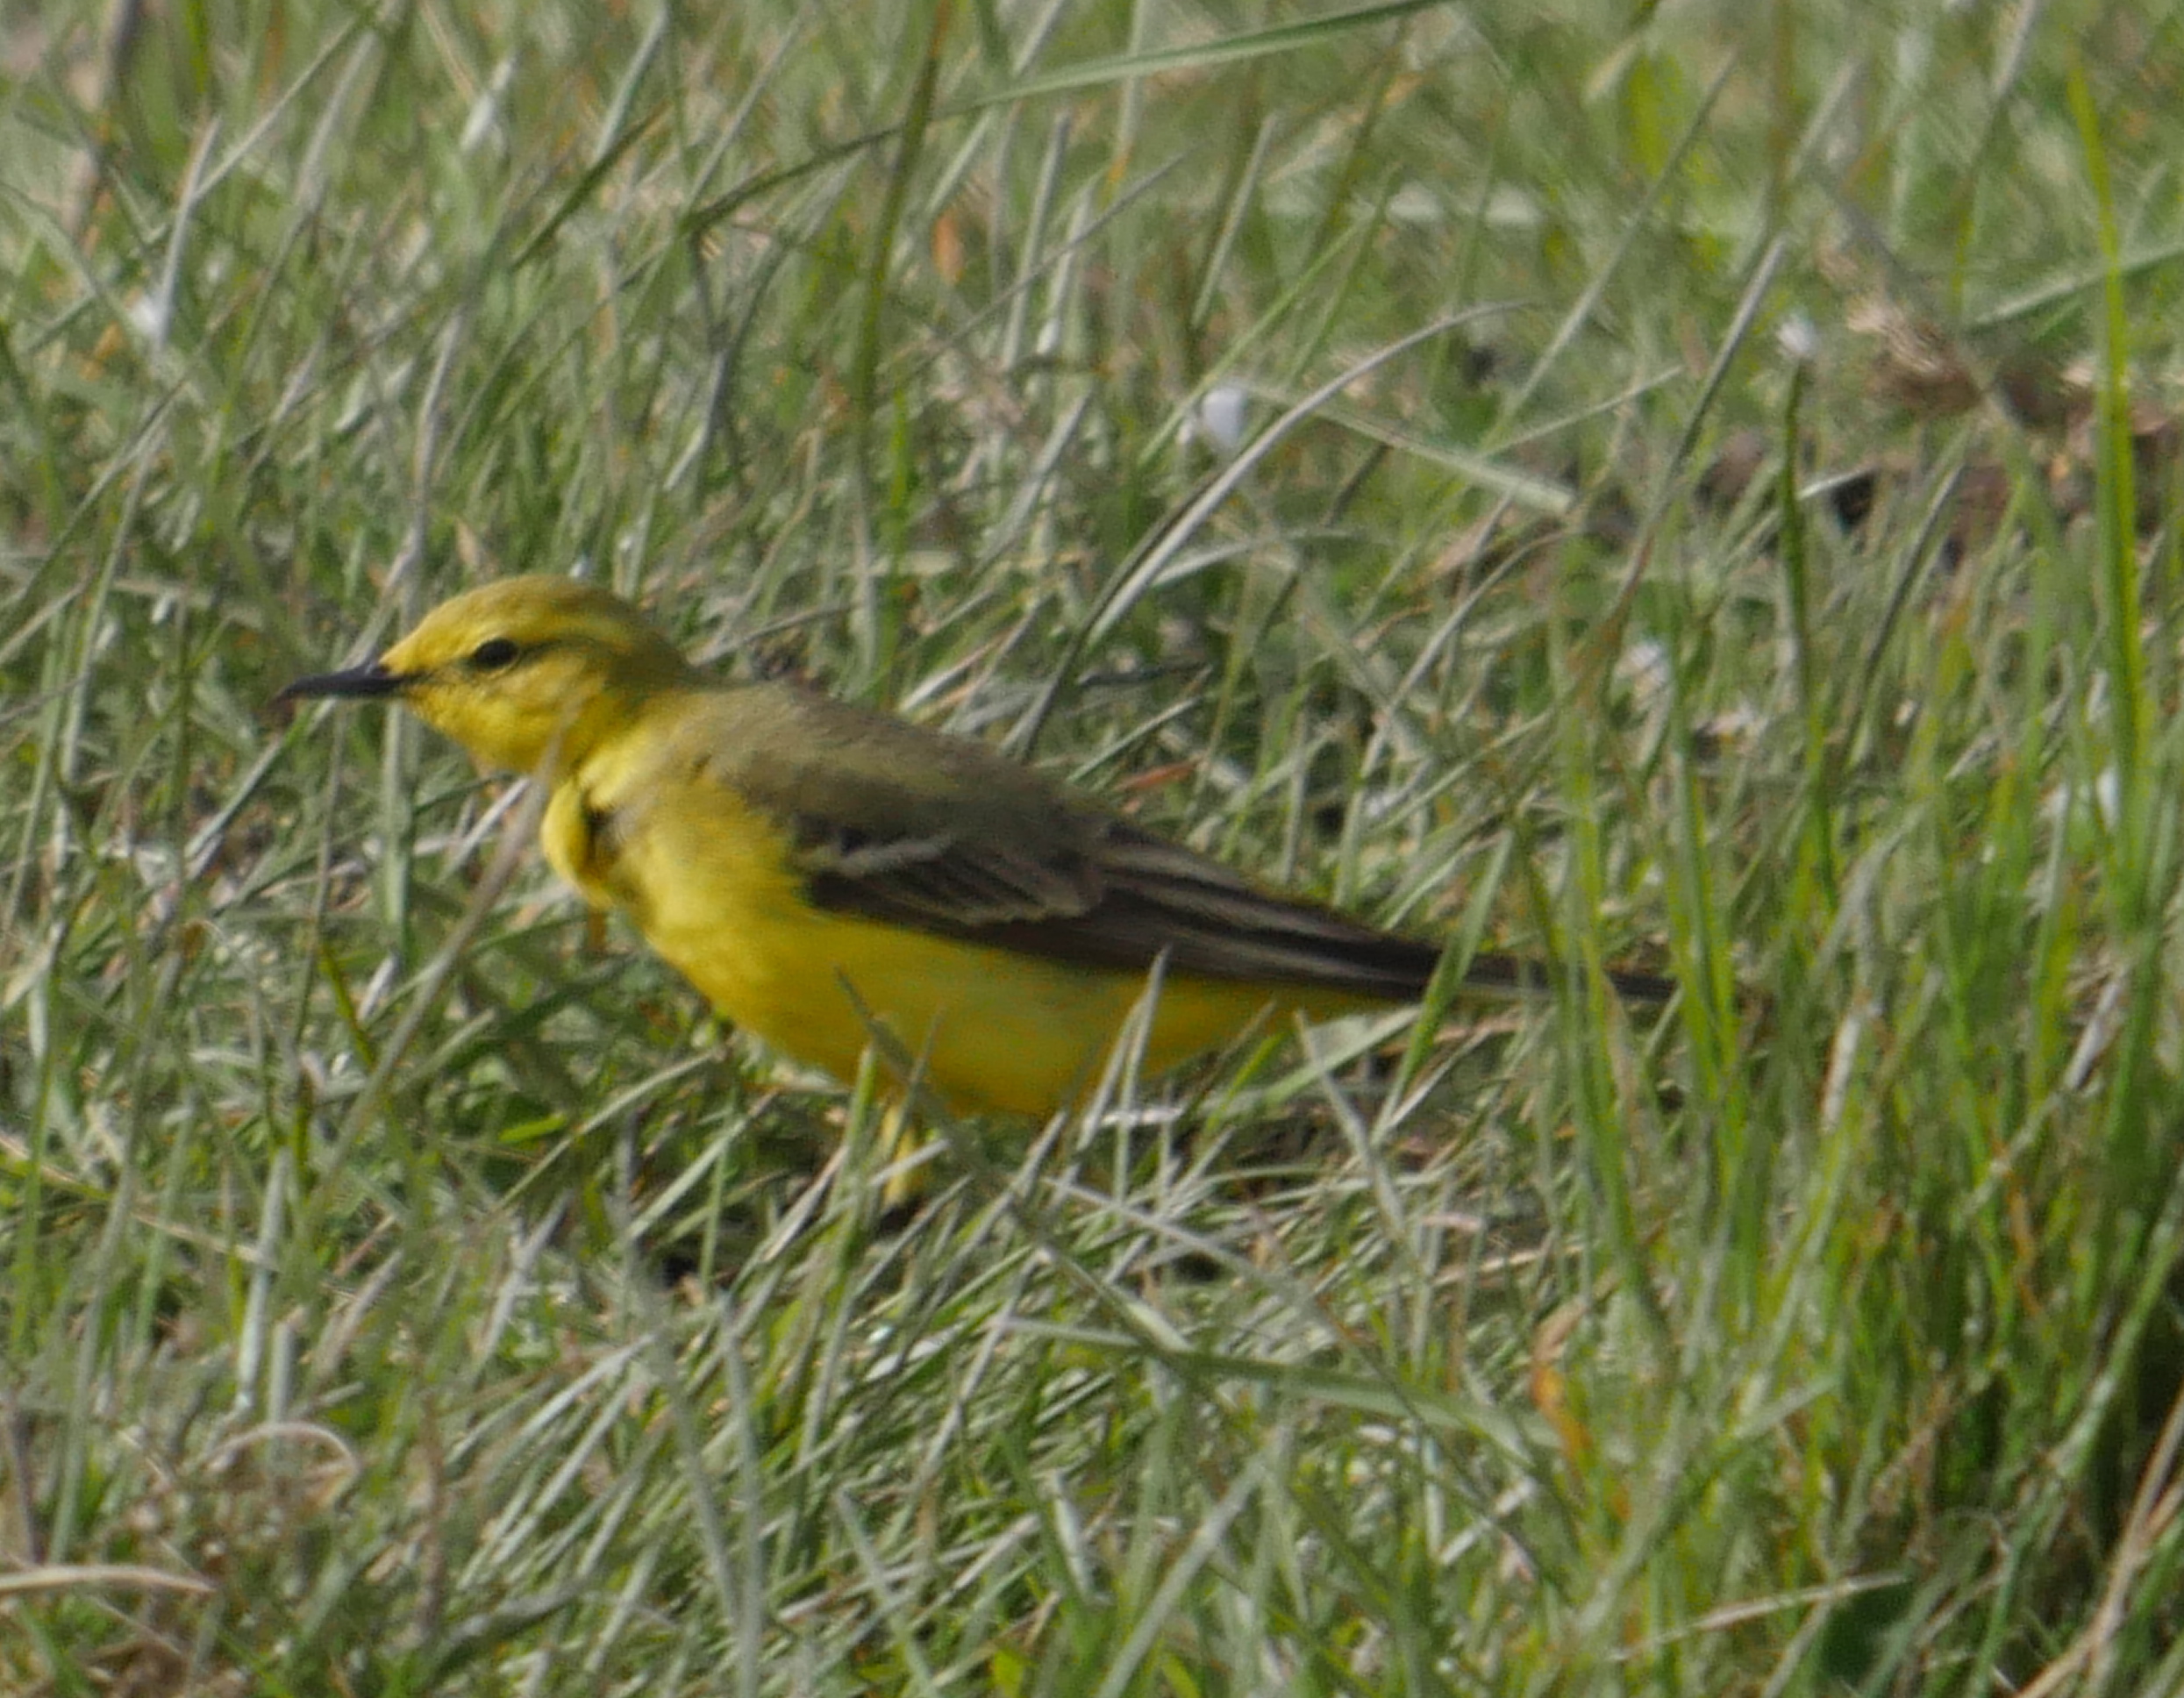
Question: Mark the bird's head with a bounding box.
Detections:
[281,575,698,774]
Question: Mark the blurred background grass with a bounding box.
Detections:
[5,0,2184,1690]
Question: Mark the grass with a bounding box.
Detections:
[5,0,2184,1690]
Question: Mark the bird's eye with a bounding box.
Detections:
[468,637,522,671]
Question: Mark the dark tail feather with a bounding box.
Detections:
[1457,950,1677,1007]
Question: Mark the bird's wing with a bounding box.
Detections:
[990,817,1445,998]
[788,807,1104,929]
[685,682,1441,999]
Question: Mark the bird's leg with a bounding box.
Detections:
[876,1095,939,1210]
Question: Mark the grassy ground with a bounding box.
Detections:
[5,0,2184,1690]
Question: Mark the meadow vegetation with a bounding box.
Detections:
[4,0,2183,1690]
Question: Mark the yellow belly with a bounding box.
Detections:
[709,911,1360,1116]
[647,871,1366,1117]
[544,774,1374,1117]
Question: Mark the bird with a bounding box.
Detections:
[282,576,1671,1122]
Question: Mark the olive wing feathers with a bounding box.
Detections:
[676,682,1446,1000]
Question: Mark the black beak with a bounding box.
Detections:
[276,661,406,705]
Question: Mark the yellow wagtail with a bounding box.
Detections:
[282,576,1670,1119]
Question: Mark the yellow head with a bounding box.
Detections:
[281,575,698,774]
